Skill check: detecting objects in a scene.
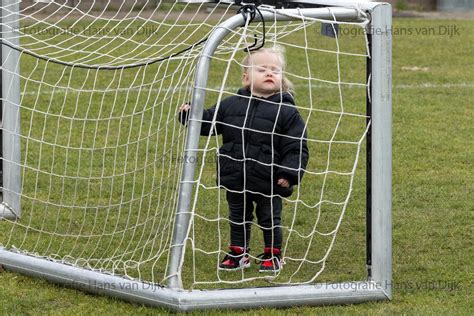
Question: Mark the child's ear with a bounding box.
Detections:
[242,72,249,86]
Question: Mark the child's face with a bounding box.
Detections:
[242,52,283,98]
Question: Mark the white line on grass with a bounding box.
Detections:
[393,83,474,89]
[19,82,474,96]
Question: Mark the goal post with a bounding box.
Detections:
[166,4,393,295]
[0,1,391,311]
[369,2,392,299]
[167,1,392,304]
[0,0,21,220]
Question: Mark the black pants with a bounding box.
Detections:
[226,191,282,249]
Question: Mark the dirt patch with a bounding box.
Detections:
[21,5,474,24]
[394,9,474,19]
[20,4,235,23]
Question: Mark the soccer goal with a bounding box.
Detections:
[0,0,391,311]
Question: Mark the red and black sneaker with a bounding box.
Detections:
[218,246,250,271]
[257,247,282,273]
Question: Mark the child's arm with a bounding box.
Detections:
[276,109,309,187]
[178,103,222,136]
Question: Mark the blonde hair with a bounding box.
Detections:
[241,46,294,93]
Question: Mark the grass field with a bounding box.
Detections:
[0,13,473,315]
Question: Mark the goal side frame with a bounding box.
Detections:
[0,0,21,219]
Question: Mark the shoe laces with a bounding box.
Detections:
[255,251,280,265]
[224,248,248,263]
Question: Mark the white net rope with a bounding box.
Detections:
[0,1,371,289]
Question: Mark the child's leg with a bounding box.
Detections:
[254,195,283,249]
[226,191,254,248]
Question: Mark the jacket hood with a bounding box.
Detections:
[237,87,295,105]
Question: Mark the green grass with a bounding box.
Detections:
[1,16,473,314]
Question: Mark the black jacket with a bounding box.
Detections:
[180,88,309,197]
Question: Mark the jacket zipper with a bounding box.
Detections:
[244,98,259,157]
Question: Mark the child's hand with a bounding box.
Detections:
[277,178,290,188]
[179,103,191,113]
[178,103,191,124]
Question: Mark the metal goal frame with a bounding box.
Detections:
[0,1,391,311]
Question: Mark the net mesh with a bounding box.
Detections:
[1,1,371,289]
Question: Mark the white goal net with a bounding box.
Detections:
[0,1,392,309]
